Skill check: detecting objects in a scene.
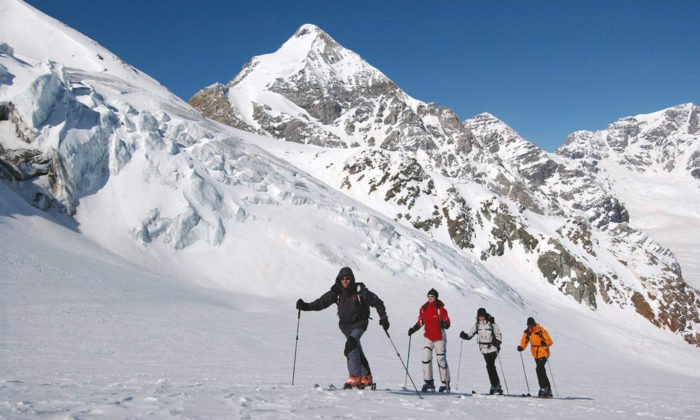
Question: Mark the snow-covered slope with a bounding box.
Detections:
[3,166,700,418]
[190,24,700,344]
[1,0,700,416]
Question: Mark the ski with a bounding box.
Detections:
[472,390,532,398]
[314,383,377,391]
[389,388,472,397]
[470,391,590,400]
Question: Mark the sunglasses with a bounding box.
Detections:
[427,295,436,298]
[340,276,352,281]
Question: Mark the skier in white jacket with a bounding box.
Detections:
[460,307,503,394]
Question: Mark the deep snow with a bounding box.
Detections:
[2,182,700,419]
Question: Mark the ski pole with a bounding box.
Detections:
[519,351,531,396]
[456,338,463,391]
[496,351,510,395]
[547,356,558,396]
[292,309,301,385]
[403,335,412,390]
[384,330,423,399]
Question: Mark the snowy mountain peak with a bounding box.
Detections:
[293,23,332,42]
[558,103,700,179]
[230,23,384,90]
[470,112,501,122]
[0,0,168,96]
[464,112,533,152]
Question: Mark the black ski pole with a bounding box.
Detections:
[547,356,558,396]
[403,335,412,390]
[384,330,423,399]
[456,338,463,391]
[519,351,531,396]
[496,351,510,395]
[292,309,301,385]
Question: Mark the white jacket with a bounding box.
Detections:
[464,319,502,354]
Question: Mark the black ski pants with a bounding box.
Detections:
[535,357,551,389]
[483,351,500,386]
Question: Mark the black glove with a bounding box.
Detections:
[494,339,501,350]
[380,318,390,331]
[460,331,469,340]
[439,320,449,329]
[408,325,420,336]
[517,345,524,352]
[540,342,547,347]
[296,299,308,311]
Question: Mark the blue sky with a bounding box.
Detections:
[25,0,700,150]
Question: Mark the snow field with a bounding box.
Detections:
[2,183,700,418]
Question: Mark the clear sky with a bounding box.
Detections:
[24,0,700,151]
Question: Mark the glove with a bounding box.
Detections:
[459,331,469,340]
[540,342,547,347]
[439,320,449,329]
[296,299,308,311]
[517,345,524,352]
[379,318,390,331]
[408,325,420,336]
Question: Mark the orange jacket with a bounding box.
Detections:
[520,324,553,359]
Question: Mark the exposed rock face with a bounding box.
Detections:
[188,83,255,132]
[464,113,630,229]
[441,188,475,250]
[537,240,598,309]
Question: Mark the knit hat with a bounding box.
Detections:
[477,307,487,317]
[427,288,439,298]
[527,317,536,326]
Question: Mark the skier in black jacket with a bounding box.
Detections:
[296,267,389,389]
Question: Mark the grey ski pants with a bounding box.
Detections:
[423,337,450,383]
[343,328,370,378]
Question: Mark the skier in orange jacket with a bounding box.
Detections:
[517,317,553,397]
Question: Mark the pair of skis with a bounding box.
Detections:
[315,384,584,400]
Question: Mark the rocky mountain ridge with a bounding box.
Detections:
[189,24,700,344]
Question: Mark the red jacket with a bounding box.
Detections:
[416,300,450,341]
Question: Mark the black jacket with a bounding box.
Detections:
[306,267,388,331]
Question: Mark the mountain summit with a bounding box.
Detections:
[190,24,700,345]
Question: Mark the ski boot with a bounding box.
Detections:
[421,379,435,392]
[358,375,374,390]
[538,387,552,398]
[489,384,503,395]
[538,388,552,398]
[438,381,451,393]
[343,376,359,389]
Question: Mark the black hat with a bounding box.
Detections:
[527,317,536,326]
[427,288,439,298]
[477,308,487,317]
[336,267,355,284]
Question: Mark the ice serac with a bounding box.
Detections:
[191,24,700,345]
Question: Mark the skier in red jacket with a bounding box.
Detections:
[408,288,451,392]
